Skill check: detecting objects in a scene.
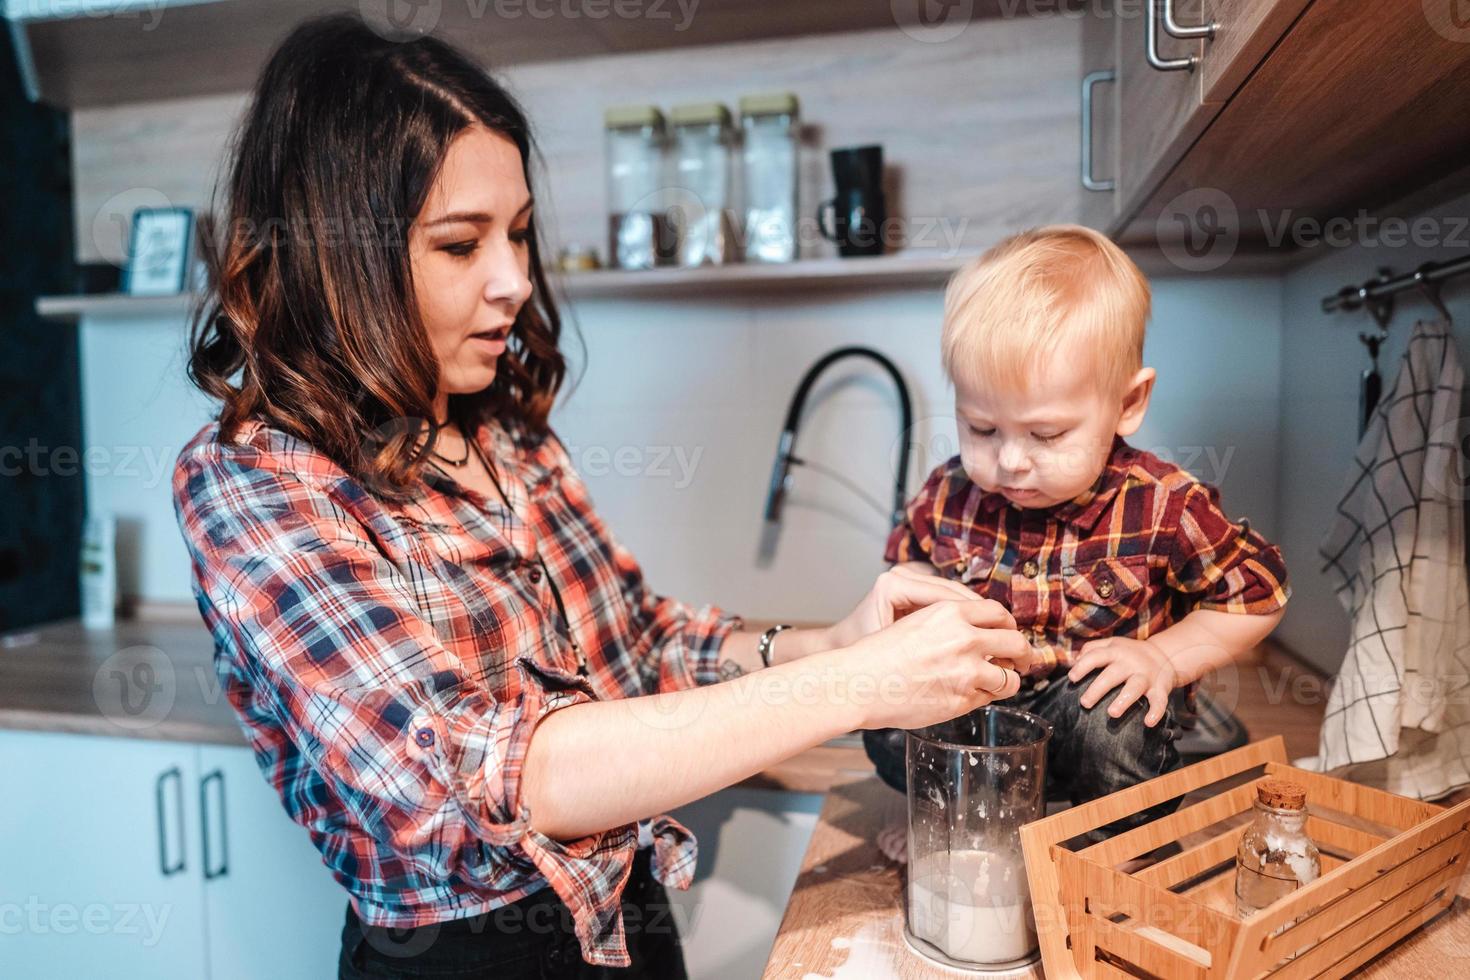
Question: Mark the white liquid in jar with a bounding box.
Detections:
[907,849,1037,965]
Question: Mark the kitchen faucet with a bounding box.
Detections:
[762,346,914,537]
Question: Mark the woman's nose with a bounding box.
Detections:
[485,245,533,307]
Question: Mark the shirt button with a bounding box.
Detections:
[527,565,543,584]
[1022,559,1039,578]
[414,728,435,748]
[1097,579,1115,599]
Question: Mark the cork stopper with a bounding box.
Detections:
[1256,778,1307,810]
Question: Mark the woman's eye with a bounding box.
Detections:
[1033,431,1066,444]
[509,228,531,247]
[443,241,478,258]
[970,426,996,438]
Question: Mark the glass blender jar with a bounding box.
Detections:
[905,706,1051,971]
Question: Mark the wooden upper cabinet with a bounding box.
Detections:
[1078,2,1122,230]
[1110,0,1314,233]
[1123,0,1470,248]
[1115,0,1213,227]
[1200,0,1314,105]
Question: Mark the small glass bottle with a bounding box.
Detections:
[739,92,800,263]
[668,101,737,266]
[604,104,672,270]
[1235,778,1322,919]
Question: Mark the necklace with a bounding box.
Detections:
[428,422,470,467]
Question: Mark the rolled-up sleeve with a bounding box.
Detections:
[609,533,742,690]
[175,443,645,966]
[1166,482,1291,615]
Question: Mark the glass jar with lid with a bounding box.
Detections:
[739,92,800,263]
[1235,778,1322,920]
[668,101,737,266]
[604,104,673,270]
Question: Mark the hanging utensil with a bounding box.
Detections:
[1358,332,1383,438]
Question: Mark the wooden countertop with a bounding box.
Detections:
[0,613,245,745]
[0,613,869,793]
[764,775,1470,978]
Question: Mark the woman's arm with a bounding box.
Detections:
[522,597,1032,841]
[714,564,985,675]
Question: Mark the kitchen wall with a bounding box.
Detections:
[1273,189,1470,675]
[82,272,1286,621]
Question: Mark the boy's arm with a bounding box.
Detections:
[1070,481,1290,726]
[1069,608,1283,727]
[1147,606,1285,685]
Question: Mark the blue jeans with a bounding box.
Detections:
[863,668,1187,844]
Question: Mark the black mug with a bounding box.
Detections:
[817,145,886,257]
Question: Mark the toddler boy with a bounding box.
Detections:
[865,225,1290,842]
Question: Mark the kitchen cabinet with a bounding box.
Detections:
[197,744,345,980]
[1079,0,1121,229]
[0,730,208,978]
[0,731,344,979]
[1125,0,1470,247]
[1090,0,1470,253]
[1110,0,1310,229]
[1114,0,1214,225]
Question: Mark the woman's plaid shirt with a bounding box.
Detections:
[173,417,741,968]
[885,438,1290,679]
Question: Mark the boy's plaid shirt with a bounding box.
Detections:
[173,417,741,969]
[885,437,1289,680]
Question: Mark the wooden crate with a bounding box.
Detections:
[1019,736,1470,978]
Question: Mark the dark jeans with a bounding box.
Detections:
[338,847,687,979]
[863,668,1188,843]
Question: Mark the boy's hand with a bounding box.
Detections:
[1067,637,1179,727]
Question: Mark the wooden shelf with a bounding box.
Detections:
[9,0,1020,109]
[35,252,975,322]
[36,291,195,325]
[555,251,971,297]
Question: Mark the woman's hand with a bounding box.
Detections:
[826,563,984,651]
[834,598,1035,732]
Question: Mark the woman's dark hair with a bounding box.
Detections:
[186,13,569,501]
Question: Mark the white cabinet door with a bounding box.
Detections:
[197,744,347,980]
[0,730,208,979]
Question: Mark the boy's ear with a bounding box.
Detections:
[1114,367,1156,438]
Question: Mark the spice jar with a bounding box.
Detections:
[604,104,673,269]
[1235,778,1322,919]
[738,92,800,263]
[668,101,737,266]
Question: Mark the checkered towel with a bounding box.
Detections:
[1315,318,1470,800]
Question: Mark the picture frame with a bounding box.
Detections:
[123,207,194,296]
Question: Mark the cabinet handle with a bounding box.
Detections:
[1147,0,1198,72]
[1081,69,1116,192]
[200,768,230,881]
[154,766,185,877]
[1162,0,1217,40]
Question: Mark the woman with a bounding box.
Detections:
[173,14,1031,979]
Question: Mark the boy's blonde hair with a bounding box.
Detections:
[941,224,1151,398]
